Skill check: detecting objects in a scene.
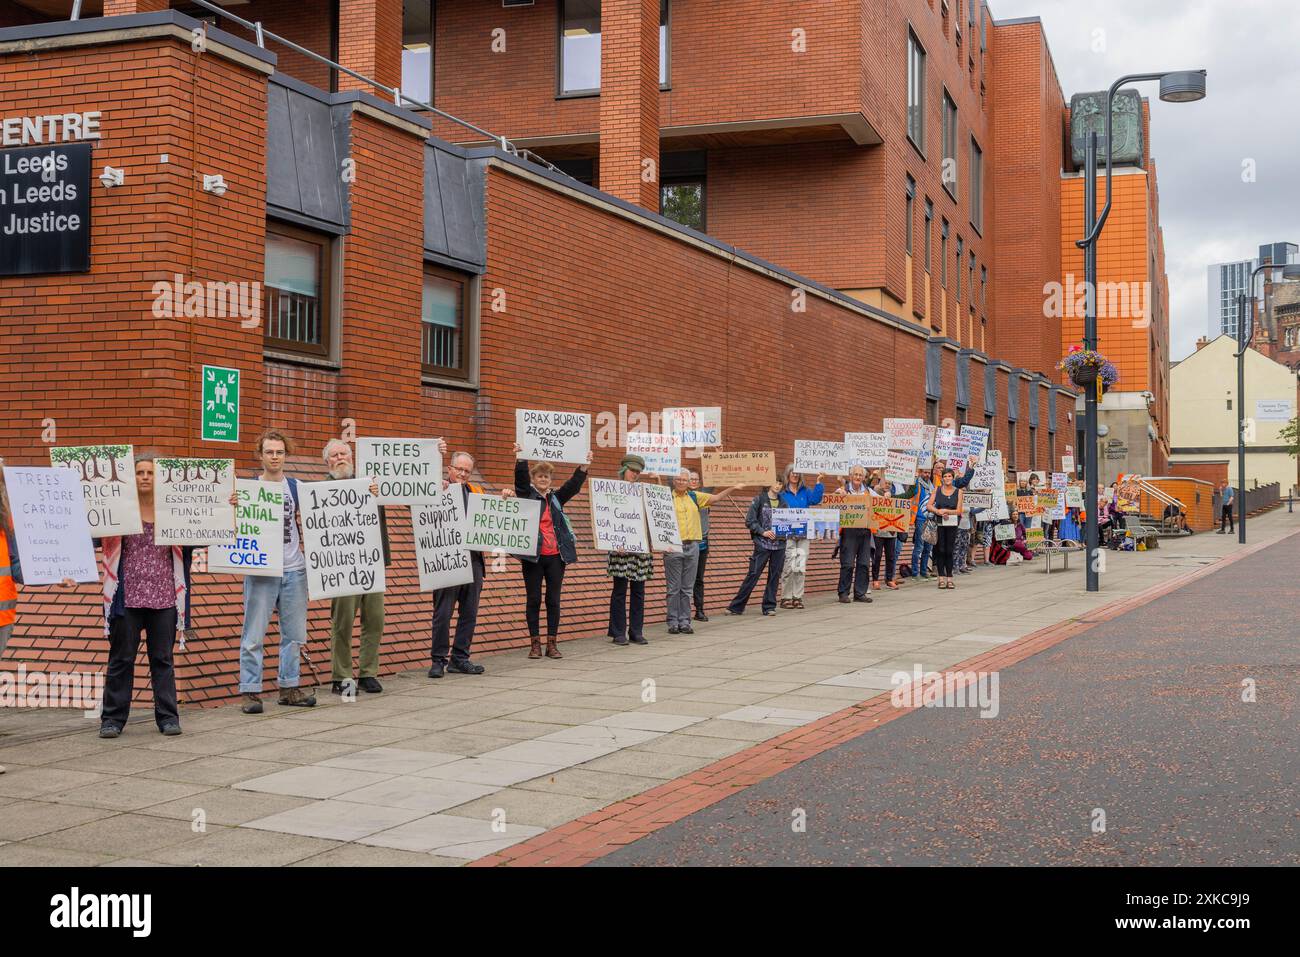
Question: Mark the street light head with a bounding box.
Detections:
[1158,70,1207,103]
[1281,264,1300,281]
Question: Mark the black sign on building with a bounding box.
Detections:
[0,141,92,276]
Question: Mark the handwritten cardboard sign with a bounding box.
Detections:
[662,407,722,448]
[793,440,849,476]
[884,450,919,486]
[960,425,990,462]
[625,432,682,477]
[844,432,888,469]
[356,437,443,506]
[301,478,386,599]
[209,478,284,577]
[2,466,98,584]
[701,451,775,487]
[884,418,926,452]
[819,492,873,529]
[516,409,591,465]
[590,478,650,553]
[465,493,541,556]
[154,458,235,546]
[412,488,475,592]
[870,497,914,534]
[49,444,141,536]
[640,482,683,553]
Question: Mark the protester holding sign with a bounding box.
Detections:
[834,466,874,604]
[664,469,744,634]
[868,473,901,591]
[513,445,590,660]
[927,467,964,589]
[778,465,824,610]
[607,455,653,646]
[910,470,935,579]
[0,471,16,658]
[726,480,787,616]
[688,471,712,622]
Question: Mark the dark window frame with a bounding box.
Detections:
[421,262,477,382]
[401,0,435,107]
[659,176,706,232]
[941,89,958,201]
[924,198,933,273]
[940,218,950,288]
[264,220,333,360]
[906,28,927,155]
[905,175,916,255]
[969,135,984,233]
[557,0,672,98]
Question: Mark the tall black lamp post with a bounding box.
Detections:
[1074,70,1206,592]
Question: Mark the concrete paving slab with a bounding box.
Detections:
[414,756,568,788]
[333,774,499,812]
[144,826,339,867]
[535,724,663,748]
[132,756,296,787]
[46,777,214,812]
[357,813,543,856]
[243,799,429,842]
[319,747,463,775]
[0,800,119,841]
[716,705,833,727]
[481,739,620,768]
[236,765,393,800]
[139,788,314,826]
[444,787,609,829]
[26,810,199,855]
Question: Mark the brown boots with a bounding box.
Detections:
[545,640,562,659]
[529,638,542,659]
[528,637,562,659]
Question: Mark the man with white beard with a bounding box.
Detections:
[321,437,445,695]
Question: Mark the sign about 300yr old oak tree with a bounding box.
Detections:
[2,466,98,584]
[300,478,386,599]
[154,458,235,546]
[356,437,443,506]
[208,479,284,577]
[515,409,591,464]
[48,444,141,536]
[412,487,474,592]
[464,493,541,556]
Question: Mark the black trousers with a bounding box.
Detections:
[522,554,566,637]
[933,525,959,576]
[431,556,484,664]
[102,606,178,730]
[608,577,645,640]
[838,529,872,597]
[1220,503,1234,531]
[872,535,898,582]
[728,544,786,614]
[693,546,708,613]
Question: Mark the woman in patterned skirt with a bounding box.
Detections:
[607,455,653,646]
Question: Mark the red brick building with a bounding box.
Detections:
[0,0,1094,704]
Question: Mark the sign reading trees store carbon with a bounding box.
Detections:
[0,142,91,276]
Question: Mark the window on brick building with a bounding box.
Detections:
[941,91,958,200]
[955,236,963,302]
[401,1,434,105]
[264,222,333,358]
[968,252,976,312]
[559,0,670,96]
[926,398,939,427]
[957,406,968,426]
[924,199,933,272]
[1048,431,1056,470]
[421,263,476,381]
[907,30,926,153]
[980,265,988,313]
[1007,425,1017,471]
[660,149,705,231]
[969,137,983,231]
[940,219,949,287]
[905,176,915,255]
[1029,424,1038,470]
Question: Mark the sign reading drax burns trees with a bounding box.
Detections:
[49,444,142,536]
[201,365,240,443]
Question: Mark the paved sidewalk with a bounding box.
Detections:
[1,512,1294,866]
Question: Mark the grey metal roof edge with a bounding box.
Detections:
[424,249,486,277]
[267,206,347,237]
[330,91,432,131]
[477,146,930,338]
[0,11,276,66]
[992,16,1043,26]
[928,336,962,352]
[270,70,333,104]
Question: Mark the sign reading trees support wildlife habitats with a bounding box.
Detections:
[641,482,682,553]
[356,437,443,505]
[465,493,540,556]
[412,488,474,592]
[589,478,650,553]
[154,458,235,546]
[516,409,591,464]
[300,478,386,599]
[2,466,97,584]
[49,444,141,536]
[701,451,775,487]
[208,478,283,577]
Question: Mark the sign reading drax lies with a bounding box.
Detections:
[869,497,914,534]
[516,409,591,464]
[701,451,776,487]
[301,479,386,600]
[464,493,541,556]
[356,437,443,505]
[0,142,92,276]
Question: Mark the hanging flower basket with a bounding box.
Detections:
[1058,347,1120,392]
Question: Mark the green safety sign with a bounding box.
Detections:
[201,365,240,443]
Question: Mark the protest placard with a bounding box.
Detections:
[807,508,840,540]
[465,493,541,556]
[1037,491,1065,520]
[49,444,142,536]
[1065,485,1085,508]
[946,433,972,470]
[884,450,918,486]
[1051,472,1069,492]
[299,478,385,599]
[1116,475,1142,513]
[970,464,1001,490]
[994,523,1015,541]
[662,407,722,448]
[844,432,888,469]
[960,425,990,462]
[515,409,591,464]
[589,478,650,553]
[154,458,235,546]
[209,479,283,577]
[818,492,873,529]
[411,487,474,592]
[1016,495,1041,516]
[986,450,1004,474]
[772,508,811,537]
[993,492,1011,521]
[355,437,443,506]
[884,418,926,452]
[793,440,848,476]
[964,492,994,511]
[1061,455,1075,474]
[2,467,98,584]
[641,483,683,553]
[869,497,914,534]
[625,433,682,477]
[1025,527,1045,550]
[917,424,938,469]
[933,428,956,463]
[701,451,776,487]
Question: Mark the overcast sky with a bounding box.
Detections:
[991,0,1298,360]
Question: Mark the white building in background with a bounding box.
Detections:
[1206,242,1299,340]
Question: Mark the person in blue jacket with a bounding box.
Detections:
[778,464,823,609]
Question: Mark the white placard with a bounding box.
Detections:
[640,482,683,553]
[209,479,284,577]
[300,478,386,600]
[625,432,682,477]
[1051,472,1069,492]
[154,458,235,546]
[970,464,1001,491]
[662,407,722,447]
[1256,399,1294,422]
[986,450,1004,473]
[884,418,926,452]
[589,478,650,553]
[946,433,972,470]
[806,508,840,540]
[1066,485,1085,508]
[516,409,591,464]
[964,492,994,511]
[793,440,849,475]
[960,425,990,462]
[2,467,98,584]
[355,437,443,505]
[918,424,938,468]
[884,450,919,485]
[845,432,888,468]
[48,444,142,536]
[412,487,474,592]
[465,493,541,556]
[1061,455,1075,474]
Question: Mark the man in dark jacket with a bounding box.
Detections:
[726,481,787,616]
[834,465,874,603]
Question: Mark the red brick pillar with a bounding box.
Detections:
[598,0,660,210]
[103,0,169,13]
[337,0,403,93]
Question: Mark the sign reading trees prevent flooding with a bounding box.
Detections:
[2,467,98,584]
[884,418,926,451]
[516,409,591,464]
[869,498,914,534]
[844,432,888,469]
[48,444,141,536]
[209,479,284,577]
[589,478,650,553]
[300,478,386,600]
[701,451,776,487]
[793,440,849,475]
[355,437,443,506]
[819,493,873,529]
[200,365,240,443]
[884,450,919,485]
[465,494,540,556]
[154,458,235,546]
[641,482,682,553]
[625,433,681,477]
[662,407,722,448]
[411,488,474,592]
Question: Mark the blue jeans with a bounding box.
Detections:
[240,569,308,693]
[911,519,933,576]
